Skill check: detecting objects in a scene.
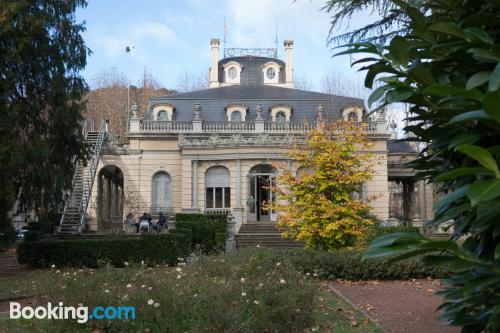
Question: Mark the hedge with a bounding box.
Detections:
[175,213,227,254]
[287,249,448,280]
[17,232,191,268]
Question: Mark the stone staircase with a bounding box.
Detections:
[58,120,106,235]
[236,223,304,249]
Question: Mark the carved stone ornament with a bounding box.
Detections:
[178,133,304,147]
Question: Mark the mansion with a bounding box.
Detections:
[57,38,434,235]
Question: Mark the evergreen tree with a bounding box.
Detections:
[0,0,89,245]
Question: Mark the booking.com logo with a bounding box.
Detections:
[10,302,135,323]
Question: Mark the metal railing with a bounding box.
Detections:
[205,208,231,215]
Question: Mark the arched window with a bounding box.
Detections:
[157,110,168,121]
[347,111,358,121]
[205,166,230,209]
[231,110,242,122]
[151,172,172,213]
[276,111,287,123]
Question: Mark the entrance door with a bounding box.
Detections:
[247,174,277,222]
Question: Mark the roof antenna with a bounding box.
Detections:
[224,17,228,58]
[274,18,278,58]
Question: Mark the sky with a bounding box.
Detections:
[75,0,373,92]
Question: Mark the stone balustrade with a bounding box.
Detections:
[131,120,382,135]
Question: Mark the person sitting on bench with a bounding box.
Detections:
[153,212,167,232]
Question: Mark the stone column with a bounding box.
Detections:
[103,176,111,223]
[419,180,426,221]
[233,159,244,230]
[192,161,199,209]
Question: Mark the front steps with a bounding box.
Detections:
[236,223,304,249]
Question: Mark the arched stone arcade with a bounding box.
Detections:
[96,165,124,231]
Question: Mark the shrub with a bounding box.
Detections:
[285,249,447,280]
[0,217,16,251]
[17,233,191,268]
[175,213,226,254]
[364,225,420,244]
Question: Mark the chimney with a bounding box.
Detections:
[284,39,294,88]
[209,38,220,88]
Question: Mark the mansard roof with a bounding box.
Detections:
[218,56,287,85]
[153,85,362,102]
[148,85,364,122]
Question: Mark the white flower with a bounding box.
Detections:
[141,260,145,266]
[51,264,56,269]
[122,295,128,299]
[241,292,247,297]
[177,275,182,279]
[276,262,281,266]
[258,283,264,288]
[126,284,132,288]
[256,244,260,248]
[193,294,198,298]
[254,300,260,305]
[279,279,286,284]
[148,287,152,290]
[147,299,154,305]
[141,285,146,288]
[240,278,246,283]
[306,272,311,276]
[175,267,182,272]
[154,302,160,308]
[124,261,129,266]
[104,289,110,293]
[56,270,60,274]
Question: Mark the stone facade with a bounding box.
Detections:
[84,38,434,233]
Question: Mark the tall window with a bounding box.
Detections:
[230,111,242,122]
[151,172,171,212]
[276,111,286,123]
[205,166,230,209]
[157,110,168,121]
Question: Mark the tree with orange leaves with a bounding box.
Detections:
[275,120,375,250]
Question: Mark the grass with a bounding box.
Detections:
[0,249,381,332]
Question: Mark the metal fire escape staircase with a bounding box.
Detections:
[58,119,106,235]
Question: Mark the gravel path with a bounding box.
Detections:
[329,279,459,333]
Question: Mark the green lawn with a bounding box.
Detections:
[0,249,381,333]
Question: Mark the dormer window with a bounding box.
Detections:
[228,67,237,80]
[270,105,292,122]
[231,111,242,122]
[347,111,358,121]
[157,110,168,121]
[152,104,175,121]
[342,107,363,122]
[262,62,281,84]
[223,61,242,84]
[275,111,286,123]
[266,67,276,80]
[226,104,247,122]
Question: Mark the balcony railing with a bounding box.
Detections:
[202,121,255,132]
[140,121,193,132]
[134,120,381,134]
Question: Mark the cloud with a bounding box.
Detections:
[225,0,330,48]
[88,20,186,64]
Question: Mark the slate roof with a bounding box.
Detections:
[218,56,286,85]
[148,85,364,122]
[388,140,417,153]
